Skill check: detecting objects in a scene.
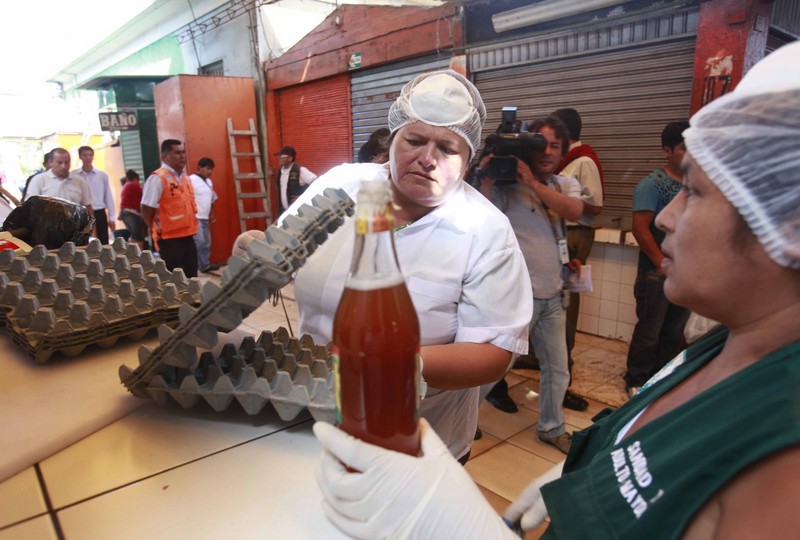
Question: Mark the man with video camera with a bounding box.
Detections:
[475,115,583,454]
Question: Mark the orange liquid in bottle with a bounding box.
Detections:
[333,279,421,456]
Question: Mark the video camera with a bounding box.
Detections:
[485,107,547,185]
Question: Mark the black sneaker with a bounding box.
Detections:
[563,390,589,411]
[486,394,518,413]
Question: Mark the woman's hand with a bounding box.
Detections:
[232,229,266,257]
[314,419,517,539]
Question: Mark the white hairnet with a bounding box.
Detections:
[388,70,486,158]
[683,41,800,269]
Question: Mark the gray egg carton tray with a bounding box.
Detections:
[144,327,335,423]
[120,187,354,423]
[0,237,201,363]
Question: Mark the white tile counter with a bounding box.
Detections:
[0,334,347,539]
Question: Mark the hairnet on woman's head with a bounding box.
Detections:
[388,70,487,158]
[683,41,800,269]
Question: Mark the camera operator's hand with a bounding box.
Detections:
[515,157,583,222]
[513,156,539,189]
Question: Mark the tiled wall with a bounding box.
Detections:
[577,229,639,343]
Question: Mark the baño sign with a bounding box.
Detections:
[98,111,139,131]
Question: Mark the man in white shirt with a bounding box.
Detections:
[274,146,317,213]
[73,146,115,244]
[552,107,604,412]
[190,157,219,273]
[25,148,95,236]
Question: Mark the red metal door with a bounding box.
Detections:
[278,73,352,177]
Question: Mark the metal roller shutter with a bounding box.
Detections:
[474,39,695,230]
[119,131,144,178]
[279,73,352,176]
[469,3,699,230]
[351,55,451,160]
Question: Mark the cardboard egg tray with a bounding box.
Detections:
[0,237,202,363]
[144,328,336,423]
[120,187,354,421]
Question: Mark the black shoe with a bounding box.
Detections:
[563,390,589,411]
[474,428,483,440]
[486,394,518,413]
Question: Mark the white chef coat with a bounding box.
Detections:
[279,162,532,459]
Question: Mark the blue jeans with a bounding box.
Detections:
[194,219,211,270]
[532,293,570,437]
[625,268,690,387]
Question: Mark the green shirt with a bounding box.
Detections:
[541,326,800,539]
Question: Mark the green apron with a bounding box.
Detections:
[541,326,800,539]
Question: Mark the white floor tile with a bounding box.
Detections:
[56,424,346,540]
[0,515,57,540]
[0,467,47,528]
[40,402,311,508]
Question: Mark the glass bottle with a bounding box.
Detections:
[332,179,421,456]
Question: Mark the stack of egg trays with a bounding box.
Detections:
[0,237,201,363]
[120,187,354,422]
[145,327,336,423]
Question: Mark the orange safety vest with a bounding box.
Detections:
[151,168,198,240]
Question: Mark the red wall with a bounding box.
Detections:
[154,75,262,264]
[690,0,773,114]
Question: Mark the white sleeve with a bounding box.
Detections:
[103,174,116,220]
[562,157,603,207]
[456,233,533,354]
[25,175,43,199]
[299,166,318,186]
[141,174,164,208]
[558,175,582,199]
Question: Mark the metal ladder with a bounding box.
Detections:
[227,118,271,233]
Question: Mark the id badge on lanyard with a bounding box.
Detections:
[557,237,570,266]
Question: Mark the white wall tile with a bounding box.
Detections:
[622,246,639,265]
[581,296,601,317]
[600,299,619,320]
[605,244,624,263]
[589,243,604,259]
[619,284,636,305]
[598,317,617,338]
[620,263,638,286]
[604,261,621,283]
[589,260,604,282]
[580,314,599,335]
[617,302,637,325]
[601,281,620,302]
[616,321,634,343]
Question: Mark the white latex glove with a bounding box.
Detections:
[503,460,564,531]
[232,229,266,257]
[314,419,518,540]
